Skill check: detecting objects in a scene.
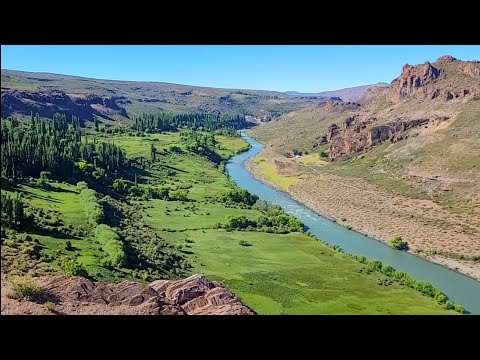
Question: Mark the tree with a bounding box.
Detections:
[389,236,409,250]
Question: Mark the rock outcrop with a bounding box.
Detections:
[1,274,255,315]
[387,62,441,102]
[386,57,480,103]
[314,115,450,161]
[1,89,129,121]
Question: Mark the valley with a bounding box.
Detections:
[1,50,478,315]
[248,56,480,280]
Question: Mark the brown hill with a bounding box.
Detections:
[1,274,255,315]
[1,69,329,124]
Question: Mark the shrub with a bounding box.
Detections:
[319,149,329,158]
[220,189,258,206]
[94,224,126,267]
[64,240,73,251]
[170,189,189,201]
[239,240,252,247]
[43,301,56,312]
[224,215,257,230]
[76,181,88,192]
[389,236,409,250]
[62,259,89,277]
[8,277,42,301]
[80,189,104,224]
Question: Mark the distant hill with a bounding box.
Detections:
[285,83,389,102]
[1,69,331,125]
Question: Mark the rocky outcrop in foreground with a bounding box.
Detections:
[1,274,255,315]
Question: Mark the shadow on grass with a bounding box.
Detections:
[16,188,62,203]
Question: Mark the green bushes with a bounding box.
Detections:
[220,189,259,207]
[239,240,252,247]
[389,236,409,250]
[170,189,189,201]
[80,189,104,224]
[62,259,89,277]
[1,192,30,229]
[351,254,465,313]
[94,224,126,267]
[76,181,88,192]
[225,215,257,231]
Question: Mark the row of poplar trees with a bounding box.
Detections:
[1,113,128,180]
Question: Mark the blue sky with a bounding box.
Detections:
[1,45,479,92]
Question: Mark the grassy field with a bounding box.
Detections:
[296,153,329,166]
[114,134,455,314]
[252,157,299,191]
[1,131,459,314]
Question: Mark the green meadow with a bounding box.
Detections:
[1,131,457,314]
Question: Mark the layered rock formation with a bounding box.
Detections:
[313,115,450,161]
[312,56,479,161]
[1,274,255,315]
[386,56,480,102]
[1,89,129,121]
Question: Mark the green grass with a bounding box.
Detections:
[1,182,89,229]
[163,230,456,314]
[117,133,454,314]
[215,135,251,158]
[253,157,299,191]
[1,131,458,314]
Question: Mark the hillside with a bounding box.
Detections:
[248,55,480,279]
[286,82,389,103]
[1,69,329,125]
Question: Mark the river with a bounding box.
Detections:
[225,131,480,314]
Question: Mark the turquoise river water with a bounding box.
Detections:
[225,132,480,314]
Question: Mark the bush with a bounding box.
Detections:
[62,259,89,277]
[76,181,88,192]
[64,240,73,251]
[8,277,42,301]
[80,189,104,224]
[170,189,189,201]
[319,149,329,158]
[224,215,256,231]
[239,240,252,247]
[220,189,258,206]
[389,236,409,250]
[43,301,56,312]
[94,224,126,267]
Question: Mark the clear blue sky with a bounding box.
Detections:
[1,45,479,92]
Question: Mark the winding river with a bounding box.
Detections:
[226,132,480,314]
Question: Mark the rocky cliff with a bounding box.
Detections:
[1,89,129,122]
[386,56,480,102]
[312,56,479,161]
[316,115,449,161]
[1,274,255,315]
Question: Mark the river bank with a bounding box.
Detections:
[245,146,480,281]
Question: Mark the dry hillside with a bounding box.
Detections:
[249,55,480,279]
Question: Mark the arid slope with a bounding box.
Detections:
[249,56,480,279]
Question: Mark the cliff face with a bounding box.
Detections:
[1,274,255,315]
[386,56,480,102]
[1,89,129,122]
[312,56,480,161]
[320,115,449,161]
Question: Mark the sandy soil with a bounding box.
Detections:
[247,149,480,280]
